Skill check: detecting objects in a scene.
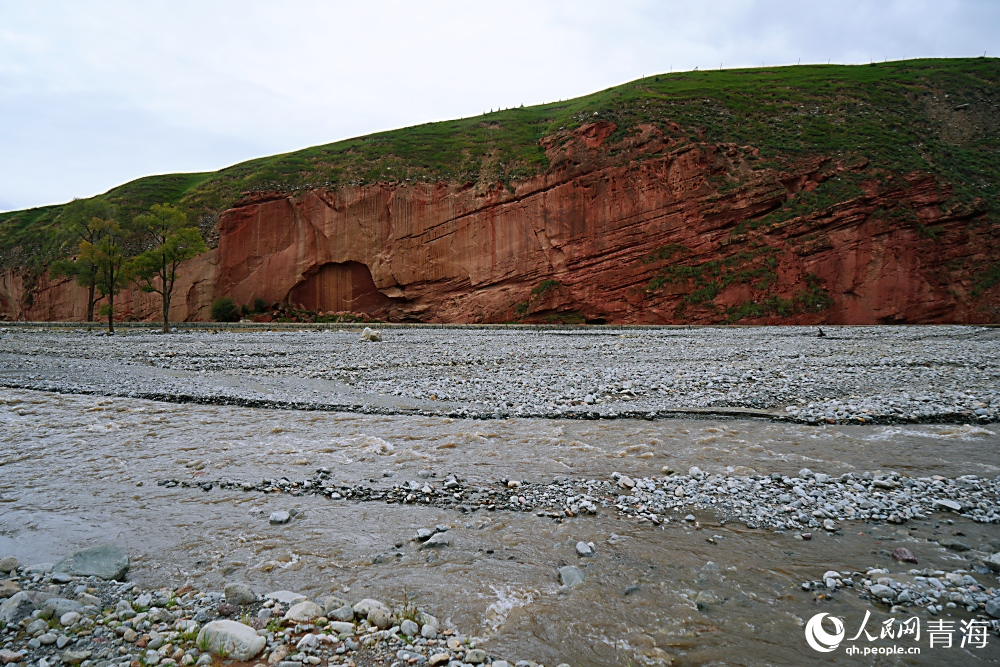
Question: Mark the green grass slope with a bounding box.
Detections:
[2,57,997,274]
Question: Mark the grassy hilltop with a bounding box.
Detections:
[1,57,998,275]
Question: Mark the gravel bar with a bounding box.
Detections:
[0,325,997,424]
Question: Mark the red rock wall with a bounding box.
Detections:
[6,124,999,324]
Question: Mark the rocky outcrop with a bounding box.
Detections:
[5,122,999,324]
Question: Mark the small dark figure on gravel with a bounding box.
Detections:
[816,328,826,338]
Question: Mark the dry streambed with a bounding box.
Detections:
[0,326,997,424]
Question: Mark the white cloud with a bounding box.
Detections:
[1,0,997,210]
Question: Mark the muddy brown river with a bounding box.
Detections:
[1,385,998,666]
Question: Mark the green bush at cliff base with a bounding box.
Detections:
[210,297,240,322]
[724,279,835,323]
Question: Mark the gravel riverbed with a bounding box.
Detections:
[0,325,997,424]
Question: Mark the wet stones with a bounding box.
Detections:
[52,544,129,581]
[809,563,999,621]
[575,541,594,557]
[940,538,971,552]
[984,553,1000,573]
[869,584,896,600]
[223,582,256,605]
[892,547,918,563]
[558,566,585,589]
[419,533,451,549]
[269,510,291,525]
[161,466,1000,536]
[933,498,963,512]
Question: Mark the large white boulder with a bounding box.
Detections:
[196,620,265,661]
[359,328,382,342]
[283,601,323,622]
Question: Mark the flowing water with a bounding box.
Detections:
[1,388,998,666]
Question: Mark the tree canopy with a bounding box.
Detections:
[50,199,119,322]
[131,204,208,332]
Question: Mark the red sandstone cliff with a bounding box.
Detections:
[4,121,999,324]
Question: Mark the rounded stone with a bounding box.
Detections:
[0,557,20,574]
[465,649,487,664]
[283,601,323,622]
[224,583,256,606]
[52,545,129,581]
[367,606,393,630]
[268,511,291,525]
[558,565,585,589]
[352,598,390,619]
[195,620,266,661]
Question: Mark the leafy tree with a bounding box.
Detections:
[79,216,130,333]
[131,204,207,333]
[50,199,117,321]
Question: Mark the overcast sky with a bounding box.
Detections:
[1,0,997,212]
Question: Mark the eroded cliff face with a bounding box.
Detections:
[6,122,999,324]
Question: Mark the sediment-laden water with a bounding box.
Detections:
[2,375,998,665]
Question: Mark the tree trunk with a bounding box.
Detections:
[107,294,114,334]
[162,293,170,333]
[87,281,95,322]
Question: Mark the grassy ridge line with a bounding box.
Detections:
[1,57,998,273]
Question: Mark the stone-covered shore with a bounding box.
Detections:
[0,548,542,667]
